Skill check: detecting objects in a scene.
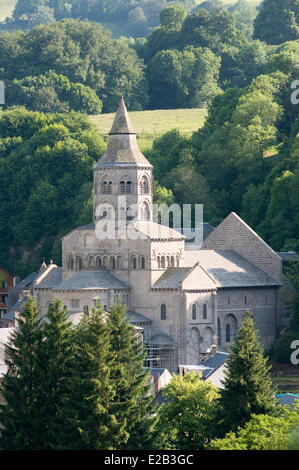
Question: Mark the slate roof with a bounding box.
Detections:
[129,220,184,241]
[3,299,25,321]
[153,267,193,289]
[96,98,151,166]
[183,250,280,288]
[277,393,299,407]
[145,368,171,381]
[201,352,229,379]
[53,270,130,291]
[35,267,62,289]
[109,97,136,135]
[126,310,152,324]
[15,272,37,288]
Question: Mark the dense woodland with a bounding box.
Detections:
[0,0,298,450]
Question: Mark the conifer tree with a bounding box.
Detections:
[63,306,127,450]
[219,310,277,435]
[106,301,157,450]
[0,296,43,450]
[36,299,75,449]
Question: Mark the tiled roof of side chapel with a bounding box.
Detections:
[95,97,152,166]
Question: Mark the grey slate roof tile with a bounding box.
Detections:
[35,267,62,289]
[184,250,280,288]
[54,270,130,291]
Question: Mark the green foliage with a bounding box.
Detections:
[106,301,157,450]
[219,311,277,435]
[0,19,148,112]
[0,107,105,277]
[253,0,299,45]
[0,296,43,449]
[159,4,187,30]
[154,373,220,450]
[7,72,103,114]
[36,299,75,449]
[209,410,299,450]
[63,305,126,450]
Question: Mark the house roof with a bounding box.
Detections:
[3,299,25,321]
[34,267,62,289]
[53,270,130,291]
[145,368,171,381]
[277,393,299,407]
[153,267,193,289]
[202,352,229,379]
[15,272,37,288]
[129,220,184,241]
[183,250,280,288]
[126,310,152,324]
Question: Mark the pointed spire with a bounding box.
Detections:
[109,97,136,135]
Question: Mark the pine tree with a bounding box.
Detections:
[219,310,277,435]
[36,298,75,449]
[106,301,157,450]
[63,305,127,450]
[0,296,43,450]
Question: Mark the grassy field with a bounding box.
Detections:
[0,0,16,21]
[89,108,207,151]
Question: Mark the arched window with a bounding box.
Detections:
[140,256,145,269]
[108,181,112,194]
[110,256,116,270]
[244,296,247,305]
[176,255,180,267]
[140,176,149,194]
[226,324,231,343]
[76,257,82,270]
[96,256,102,267]
[126,181,132,194]
[120,181,125,194]
[161,256,165,268]
[103,181,108,194]
[225,314,237,343]
[170,256,175,267]
[161,304,166,320]
[131,256,137,269]
[140,201,150,220]
[166,256,170,267]
[203,303,208,320]
[192,304,197,320]
[68,256,74,270]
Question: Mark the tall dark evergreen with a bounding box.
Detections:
[36,299,75,449]
[107,301,157,450]
[63,306,126,450]
[219,310,277,435]
[0,296,43,450]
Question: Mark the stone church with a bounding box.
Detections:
[30,98,282,371]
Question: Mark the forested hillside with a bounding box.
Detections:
[0,0,298,279]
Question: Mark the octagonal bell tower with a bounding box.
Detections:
[93,97,153,224]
